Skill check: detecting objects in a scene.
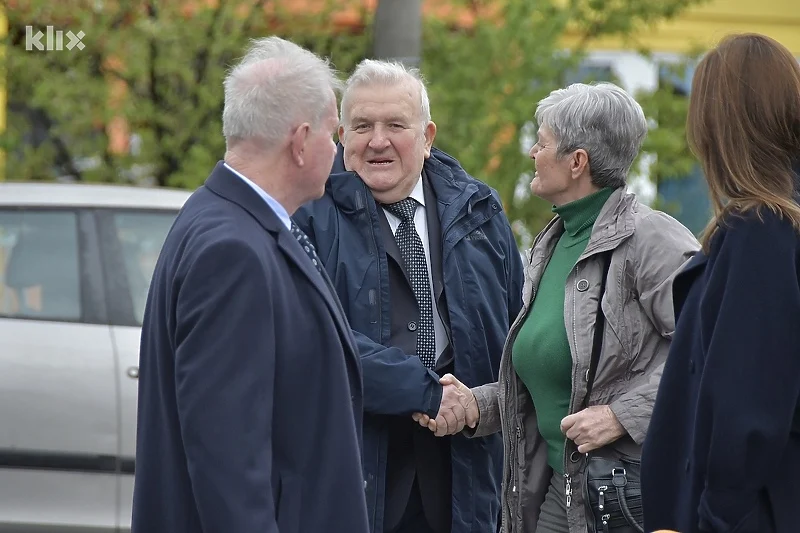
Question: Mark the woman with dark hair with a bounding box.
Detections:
[641,33,800,533]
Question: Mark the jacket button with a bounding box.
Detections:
[577,279,590,292]
[407,321,417,331]
[364,480,367,490]
[689,360,695,374]
[685,459,691,472]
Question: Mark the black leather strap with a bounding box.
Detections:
[613,468,645,533]
[583,251,613,409]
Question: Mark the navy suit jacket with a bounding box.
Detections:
[132,162,369,533]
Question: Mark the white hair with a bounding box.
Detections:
[340,59,431,128]
[222,37,343,148]
[535,82,648,188]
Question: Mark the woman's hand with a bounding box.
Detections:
[560,405,626,453]
[412,374,479,436]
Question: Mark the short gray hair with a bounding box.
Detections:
[535,82,648,188]
[340,59,431,127]
[222,37,343,148]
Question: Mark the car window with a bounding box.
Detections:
[0,210,81,321]
[113,211,175,326]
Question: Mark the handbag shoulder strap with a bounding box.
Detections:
[582,250,613,410]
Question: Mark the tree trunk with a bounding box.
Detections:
[372,0,422,67]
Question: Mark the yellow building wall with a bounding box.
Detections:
[567,0,800,55]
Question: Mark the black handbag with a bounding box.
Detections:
[582,251,644,533]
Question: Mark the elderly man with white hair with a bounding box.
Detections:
[416,82,700,533]
[132,37,369,533]
[294,59,524,533]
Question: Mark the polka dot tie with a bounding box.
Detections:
[383,198,436,369]
[290,221,323,275]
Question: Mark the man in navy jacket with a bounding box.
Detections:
[294,59,524,533]
[132,37,369,533]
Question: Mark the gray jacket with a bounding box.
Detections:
[470,189,700,533]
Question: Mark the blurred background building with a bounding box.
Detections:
[1,0,799,235]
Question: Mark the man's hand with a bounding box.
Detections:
[411,374,479,436]
[560,405,626,454]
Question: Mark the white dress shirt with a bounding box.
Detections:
[382,176,449,362]
[224,162,292,230]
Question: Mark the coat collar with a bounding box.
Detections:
[326,144,490,224]
[205,161,285,236]
[670,245,708,318]
[531,187,637,269]
[205,161,358,357]
[583,187,637,255]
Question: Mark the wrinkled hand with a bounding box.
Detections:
[411,374,479,436]
[560,405,626,454]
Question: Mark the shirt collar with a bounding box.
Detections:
[224,162,292,230]
[408,174,425,207]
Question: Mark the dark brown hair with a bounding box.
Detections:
[687,33,800,249]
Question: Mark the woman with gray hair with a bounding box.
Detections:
[416,82,698,532]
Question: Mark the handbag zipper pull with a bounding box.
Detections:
[564,473,572,508]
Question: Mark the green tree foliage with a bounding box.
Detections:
[2,0,370,186]
[422,0,703,242]
[2,0,703,237]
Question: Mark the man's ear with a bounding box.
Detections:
[570,149,590,179]
[423,121,437,159]
[290,123,312,167]
[337,125,345,143]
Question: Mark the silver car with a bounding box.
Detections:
[0,182,190,532]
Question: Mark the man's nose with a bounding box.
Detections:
[368,125,390,150]
[529,145,538,159]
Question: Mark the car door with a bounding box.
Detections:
[95,208,180,533]
[0,208,119,533]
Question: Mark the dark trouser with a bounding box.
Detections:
[535,471,570,533]
[387,478,439,533]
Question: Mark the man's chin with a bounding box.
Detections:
[361,172,401,190]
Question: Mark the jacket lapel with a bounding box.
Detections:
[423,172,445,303]
[376,207,411,287]
[274,231,359,358]
[204,161,358,359]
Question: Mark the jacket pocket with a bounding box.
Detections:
[276,472,302,533]
[515,414,526,470]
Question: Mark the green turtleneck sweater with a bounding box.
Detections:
[512,187,615,474]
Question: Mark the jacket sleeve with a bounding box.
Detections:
[293,204,443,418]
[465,382,502,437]
[609,212,700,444]
[460,218,521,438]
[504,217,525,323]
[353,331,444,417]
[694,214,800,533]
[174,239,279,533]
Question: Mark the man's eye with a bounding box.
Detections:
[354,124,369,131]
